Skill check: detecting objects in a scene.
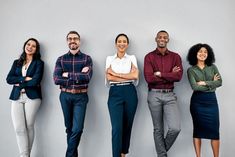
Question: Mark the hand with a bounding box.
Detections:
[25,77,32,81]
[154,71,161,77]
[81,67,89,73]
[14,84,20,86]
[213,73,220,81]
[62,72,69,78]
[172,66,181,72]
[107,67,114,75]
[131,66,137,73]
[197,81,206,86]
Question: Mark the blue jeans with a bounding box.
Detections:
[108,84,138,157]
[60,91,88,157]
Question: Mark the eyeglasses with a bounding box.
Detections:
[67,37,79,41]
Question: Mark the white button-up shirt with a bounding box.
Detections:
[21,61,31,92]
[105,53,139,86]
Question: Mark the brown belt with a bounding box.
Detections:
[61,88,87,94]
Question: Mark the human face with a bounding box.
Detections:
[25,40,37,56]
[67,33,80,51]
[156,32,169,48]
[116,35,128,53]
[197,47,208,62]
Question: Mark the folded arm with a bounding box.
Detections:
[20,61,44,88]
[6,60,25,85]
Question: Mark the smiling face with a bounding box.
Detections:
[67,33,80,51]
[197,47,208,62]
[155,31,169,48]
[24,40,37,56]
[116,35,129,53]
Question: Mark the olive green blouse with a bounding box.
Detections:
[187,64,222,92]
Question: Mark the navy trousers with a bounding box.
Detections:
[108,84,138,157]
[60,91,88,157]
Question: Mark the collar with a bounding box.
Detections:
[194,64,208,70]
[68,50,81,56]
[155,48,169,56]
[113,53,128,59]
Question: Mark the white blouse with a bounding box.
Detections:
[105,53,139,86]
[21,61,31,92]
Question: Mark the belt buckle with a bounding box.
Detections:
[163,89,171,93]
[123,82,130,86]
[117,82,131,86]
[117,83,125,86]
[149,88,172,93]
[71,89,76,94]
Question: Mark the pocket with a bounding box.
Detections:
[147,91,155,104]
[109,86,118,97]
[170,92,177,101]
[82,93,89,103]
[108,87,113,97]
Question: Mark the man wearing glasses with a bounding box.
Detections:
[53,31,93,157]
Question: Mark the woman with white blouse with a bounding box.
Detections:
[105,33,139,157]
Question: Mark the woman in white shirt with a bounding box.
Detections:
[105,33,139,157]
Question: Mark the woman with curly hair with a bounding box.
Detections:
[187,43,222,157]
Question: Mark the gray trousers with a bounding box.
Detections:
[147,91,181,157]
[11,93,41,157]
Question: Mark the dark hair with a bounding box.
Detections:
[66,31,80,40]
[187,43,215,66]
[18,38,41,66]
[115,33,129,44]
[157,30,169,37]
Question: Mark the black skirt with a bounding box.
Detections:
[190,91,220,140]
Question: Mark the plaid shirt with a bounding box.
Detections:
[53,51,93,90]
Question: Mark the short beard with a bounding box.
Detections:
[70,47,78,50]
[69,43,79,50]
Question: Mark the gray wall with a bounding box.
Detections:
[1,0,234,156]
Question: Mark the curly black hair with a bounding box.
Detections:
[17,38,41,66]
[187,43,215,66]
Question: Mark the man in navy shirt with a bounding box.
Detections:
[54,31,93,157]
